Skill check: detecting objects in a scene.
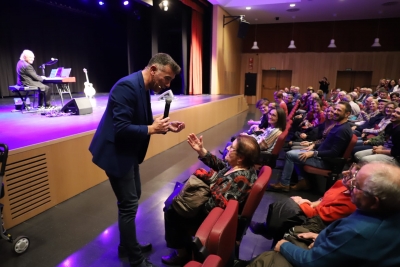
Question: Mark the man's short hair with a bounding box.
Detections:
[147,53,181,74]
[337,101,351,114]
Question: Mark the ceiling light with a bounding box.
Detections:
[99,1,104,5]
[371,38,381,47]
[328,39,337,48]
[288,40,296,49]
[252,24,259,50]
[246,7,251,10]
[123,1,129,5]
[159,0,168,11]
[290,3,296,7]
[252,42,259,50]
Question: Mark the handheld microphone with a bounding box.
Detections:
[51,58,58,61]
[163,98,172,119]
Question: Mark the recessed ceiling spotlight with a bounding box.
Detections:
[246,7,251,10]
[290,3,296,7]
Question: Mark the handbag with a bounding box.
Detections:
[171,175,211,218]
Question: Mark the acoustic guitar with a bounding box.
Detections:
[83,68,96,98]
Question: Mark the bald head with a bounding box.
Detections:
[357,162,400,213]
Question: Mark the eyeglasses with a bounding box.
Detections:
[347,179,373,196]
[342,163,359,185]
[226,145,236,152]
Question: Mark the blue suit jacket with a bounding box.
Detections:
[89,71,153,178]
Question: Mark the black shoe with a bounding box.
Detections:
[131,258,158,267]
[249,221,269,239]
[118,243,153,257]
[161,250,190,266]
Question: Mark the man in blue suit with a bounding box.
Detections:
[89,53,185,267]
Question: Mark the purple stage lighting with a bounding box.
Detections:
[99,1,104,5]
[123,1,129,5]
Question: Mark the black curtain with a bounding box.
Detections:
[0,0,153,97]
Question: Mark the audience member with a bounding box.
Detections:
[274,91,288,116]
[269,102,352,192]
[250,164,358,243]
[318,77,330,99]
[354,106,400,165]
[249,162,400,267]
[162,134,260,265]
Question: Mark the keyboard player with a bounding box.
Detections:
[16,50,53,109]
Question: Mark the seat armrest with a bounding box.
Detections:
[191,237,210,263]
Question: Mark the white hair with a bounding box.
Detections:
[20,49,33,60]
[362,162,400,213]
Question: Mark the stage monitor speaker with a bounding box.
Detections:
[61,97,93,115]
[238,21,250,39]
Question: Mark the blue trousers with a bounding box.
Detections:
[108,164,143,266]
[279,149,329,186]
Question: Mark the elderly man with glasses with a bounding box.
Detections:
[246,162,400,267]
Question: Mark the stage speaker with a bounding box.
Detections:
[61,97,93,115]
[237,21,250,39]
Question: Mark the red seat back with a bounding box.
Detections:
[207,200,239,266]
[271,130,288,156]
[195,207,224,247]
[343,134,358,159]
[184,255,223,267]
[241,166,272,219]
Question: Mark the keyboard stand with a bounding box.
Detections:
[56,84,73,106]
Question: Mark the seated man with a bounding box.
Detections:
[270,102,353,192]
[250,164,357,242]
[16,50,52,109]
[250,162,400,267]
[354,106,400,166]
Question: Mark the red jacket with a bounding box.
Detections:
[299,180,356,223]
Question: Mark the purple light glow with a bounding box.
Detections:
[123,1,129,5]
[99,1,104,5]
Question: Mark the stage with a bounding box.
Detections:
[0,93,249,228]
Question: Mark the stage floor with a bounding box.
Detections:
[0,93,233,151]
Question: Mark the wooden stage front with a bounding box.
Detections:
[0,93,248,228]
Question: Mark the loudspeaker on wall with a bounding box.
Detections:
[61,97,93,115]
[238,21,250,39]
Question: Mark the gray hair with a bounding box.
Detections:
[20,49,33,60]
[147,53,181,75]
[362,162,400,213]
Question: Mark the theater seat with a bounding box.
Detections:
[184,255,223,267]
[303,134,357,191]
[192,200,239,266]
[236,166,272,257]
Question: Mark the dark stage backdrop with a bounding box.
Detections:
[0,0,153,97]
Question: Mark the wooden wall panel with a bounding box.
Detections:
[211,5,243,95]
[240,52,400,103]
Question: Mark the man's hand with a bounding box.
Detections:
[247,119,255,125]
[298,232,318,241]
[149,116,170,134]
[298,151,314,162]
[363,140,370,145]
[274,239,288,252]
[304,144,315,151]
[168,121,185,133]
[300,133,307,139]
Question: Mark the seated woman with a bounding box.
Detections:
[221,107,286,158]
[289,105,334,150]
[247,98,269,135]
[298,99,325,130]
[352,99,384,136]
[162,133,260,266]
